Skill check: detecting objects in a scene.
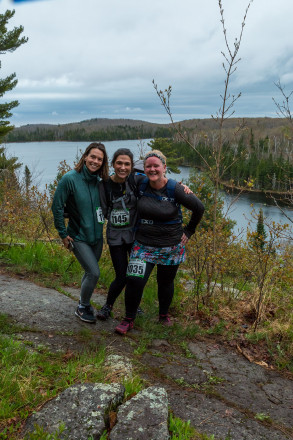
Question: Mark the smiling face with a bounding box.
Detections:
[144,156,167,186]
[84,148,104,174]
[113,154,132,182]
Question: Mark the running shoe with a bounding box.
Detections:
[159,314,173,326]
[75,305,96,323]
[96,303,112,320]
[115,318,134,335]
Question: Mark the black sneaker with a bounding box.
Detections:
[96,304,112,320]
[75,305,96,323]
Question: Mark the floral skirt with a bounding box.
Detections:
[130,240,185,266]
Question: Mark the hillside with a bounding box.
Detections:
[5,116,292,143]
[5,118,171,142]
[179,116,292,141]
[14,117,168,132]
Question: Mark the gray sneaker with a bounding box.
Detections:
[75,305,96,323]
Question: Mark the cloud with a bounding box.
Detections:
[1,0,293,126]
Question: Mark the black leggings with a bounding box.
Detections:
[106,243,133,306]
[124,262,179,319]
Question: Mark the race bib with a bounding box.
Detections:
[126,258,146,278]
[96,207,105,224]
[110,209,130,227]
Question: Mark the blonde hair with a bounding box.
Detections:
[144,150,167,165]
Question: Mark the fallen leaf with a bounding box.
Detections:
[224,409,234,417]
[255,361,269,367]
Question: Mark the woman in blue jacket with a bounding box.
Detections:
[52,142,109,323]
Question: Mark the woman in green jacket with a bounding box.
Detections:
[52,142,109,323]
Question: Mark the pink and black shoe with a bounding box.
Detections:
[159,314,173,326]
[115,318,134,335]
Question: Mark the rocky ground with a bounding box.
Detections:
[0,271,293,440]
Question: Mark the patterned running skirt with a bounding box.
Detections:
[129,240,186,266]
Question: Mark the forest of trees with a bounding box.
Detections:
[169,129,293,193]
[5,123,172,142]
[5,119,293,193]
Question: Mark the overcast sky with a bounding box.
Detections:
[1,0,293,126]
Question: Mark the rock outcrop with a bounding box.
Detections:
[24,383,169,440]
[24,383,125,439]
[110,386,169,440]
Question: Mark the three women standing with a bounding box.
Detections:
[52,144,204,332]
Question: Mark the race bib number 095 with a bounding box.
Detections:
[126,259,146,278]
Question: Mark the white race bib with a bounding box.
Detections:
[96,207,105,224]
[110,209,130,226]
[126,258,146,278]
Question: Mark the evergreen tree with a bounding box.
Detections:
[0,145,21,200]
[24,164,31,194]
[0,9,28,142]
[147,138,183,174]
[254,208,267,251]
[0,145,21,172]
[249,128,255,151]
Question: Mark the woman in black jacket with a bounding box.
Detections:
[115,149,205,335]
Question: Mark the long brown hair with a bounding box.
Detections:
[75,142,109,180]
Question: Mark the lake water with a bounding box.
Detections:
[4,140,293,236]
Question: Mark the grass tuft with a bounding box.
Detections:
[0,334,106,438]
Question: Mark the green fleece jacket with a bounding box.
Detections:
[51,165,103,245]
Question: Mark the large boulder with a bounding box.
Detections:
[110,386,169,440]
[24,383,125,439]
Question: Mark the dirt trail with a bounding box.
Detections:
[0,272,292,440]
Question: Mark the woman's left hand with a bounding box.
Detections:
[181,233,189,245]
[179,182,193,194]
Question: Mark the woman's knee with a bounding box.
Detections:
[114,276,127,290]
[126,275,146,290]
[86,268,100,282]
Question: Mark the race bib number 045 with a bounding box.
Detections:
[126,259,146,278]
